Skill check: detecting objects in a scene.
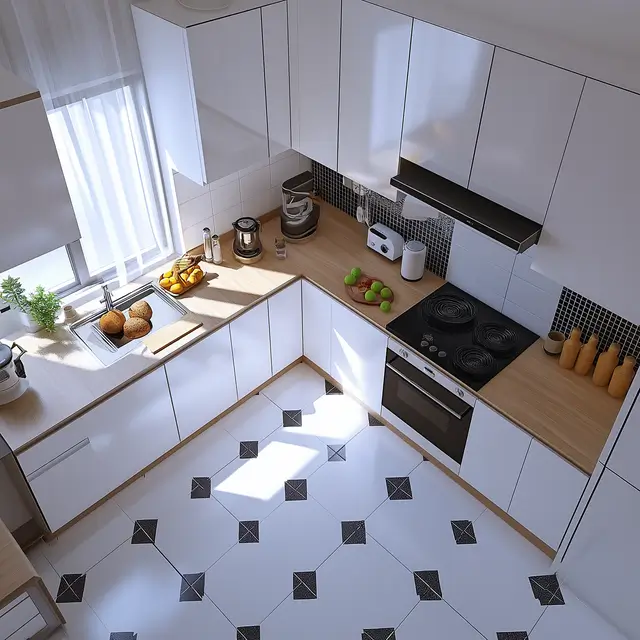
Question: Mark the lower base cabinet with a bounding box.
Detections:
[0,595,45,640]
[18,368,179,532]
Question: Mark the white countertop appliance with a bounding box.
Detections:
[367,223,404,261]
[0,342,29,406]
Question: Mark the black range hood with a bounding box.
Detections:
[391,158,542,253]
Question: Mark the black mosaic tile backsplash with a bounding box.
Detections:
[312,161,453,279]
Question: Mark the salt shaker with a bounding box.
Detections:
[203,227,214,262]
[212,234,223,265]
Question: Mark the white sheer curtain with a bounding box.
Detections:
[0,0,174,285]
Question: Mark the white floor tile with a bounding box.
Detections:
[261,363,326,415]
[42,500,133,577]
[83,542,234,640]
[219,393,283,443]
[309,425,422,521]
[206,496,340,626]
[211,426,326,522]
[396,601,484,640]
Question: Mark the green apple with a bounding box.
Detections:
[344,274,357,286]
[351,267,362,278]
[380,287,392,299]
[380,301,392,313]
[364,290,377,302]
[371,281,384,293]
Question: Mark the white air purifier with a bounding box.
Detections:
[401,240,427,282]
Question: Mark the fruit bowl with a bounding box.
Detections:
[158,254,206,297]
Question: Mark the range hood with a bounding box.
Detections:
[391,158,542,253]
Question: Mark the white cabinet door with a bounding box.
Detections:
[560,469,640,640]
[18,368,179,532]
[469,49,584,224]
[508,440,588,549]
[230,301,273,399]
[189,9,269,182]
[460,400,532,512]
[165,326,238,440]
[338,0,412,199]
[268,281,303,375]
[288,0,341,169]
[534,81,640,326]
[0,95,80,272]
[302,281,332,373]
[607,396,640,489]
[330,301,387,414]
[402,21,493,188]
[262,1,291,158]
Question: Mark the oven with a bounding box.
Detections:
[381,339,475,473]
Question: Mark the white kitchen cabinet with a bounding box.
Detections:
[469,49,584,224]
[302,280,333,373]
[0,67,80,272]
[262,1,291,158]
[268,281,303,375]
[508,439,588,549]
[230,301,273,399]
[288,0,341,169]
[330,300,388,414]
[18,368,179,533]
[402,21,494,188]
[0,595,43,640]
[133,4,289,185]
[460,400,532,512]
[338,0,412,199]
[560,469,640,640]
[534,80,640,325]
[606,395,640,490]
[164,326,238,440]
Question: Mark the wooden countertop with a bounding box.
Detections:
[0,202,623,473]
[0,518,37,609]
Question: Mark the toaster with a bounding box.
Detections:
[367,223,404,261]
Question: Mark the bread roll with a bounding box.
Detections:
[129,300,153,321]
[99,310,126,335]
[123,317,151,339]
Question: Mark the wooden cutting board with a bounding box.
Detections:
[143,314,203,354]
[345,273,395,305]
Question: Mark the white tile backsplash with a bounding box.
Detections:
[173,171,209,205]
[239,165,272,202]
[178,191,213,230]
[241,191,272,219]
[182,220,210,251]
[214,204,243,236]
[211,180,241,214]
[506,275,562,325]
[270,152,300,188]
[452,222,517,272]
[503,299,552,337]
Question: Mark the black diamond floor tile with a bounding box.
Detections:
[342,520,366,544]
[237,626,260,640]
[283,410,303,427]
[368,414,384,427]
[284,479,307,501]
[239,440,259,459]
[325,380,343,395]
[497,633,529,640]
[180,573,205,602]
[56,574,86,603]
[386,477,413,500]
[293,571,317,600]
[529,575,565,606]
[131,519,158,545]
[191,477,211,499]
[110,634,138,640]
[362,628,396,640]
[239,520,260,543]
[451,520,477,545]
[327,444,347,462]
[414,570,442,601]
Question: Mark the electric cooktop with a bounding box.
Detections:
[386,283,538,391]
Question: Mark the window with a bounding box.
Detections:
[0,246,76,295]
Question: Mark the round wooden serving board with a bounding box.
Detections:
[345,273,394,306]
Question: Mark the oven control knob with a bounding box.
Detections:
[399,348,409,359]
[456,388,465,398]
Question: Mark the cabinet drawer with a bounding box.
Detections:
[19,368,179,532]
[302,281,332,373]
[0,595,39,639]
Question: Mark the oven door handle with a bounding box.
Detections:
[385,363,466,420]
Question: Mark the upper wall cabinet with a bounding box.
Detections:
[288,0,342,170]
[0,68,80,272]
[534,80,640,325]
[133,1,290,186]
[338,0,412,199]
[469,49,584,224]
[402,21,494,188]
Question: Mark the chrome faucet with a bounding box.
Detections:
[100,284,114,312]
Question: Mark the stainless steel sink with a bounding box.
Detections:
[70,283,188,366]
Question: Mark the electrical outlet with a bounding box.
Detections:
[352,181,366,196]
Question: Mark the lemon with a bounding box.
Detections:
[163,270,173,279]
[169,276,178,285]
[187,266,195,274]
[187,275,198,285]
[170,283,184,294]
[159,278,171,289]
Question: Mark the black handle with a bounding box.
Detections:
[11,342,27,379]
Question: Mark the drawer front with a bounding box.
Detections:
[19,368,179,532]
[0,595,38,639]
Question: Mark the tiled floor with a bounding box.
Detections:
[30,363,625,640]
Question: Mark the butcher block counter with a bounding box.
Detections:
[0,203,622,473]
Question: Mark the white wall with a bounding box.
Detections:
[369,0,640,95]
[171,150,311,251]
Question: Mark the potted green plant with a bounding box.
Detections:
[0,276,61,333]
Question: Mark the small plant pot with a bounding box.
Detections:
[18,312,43,334]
